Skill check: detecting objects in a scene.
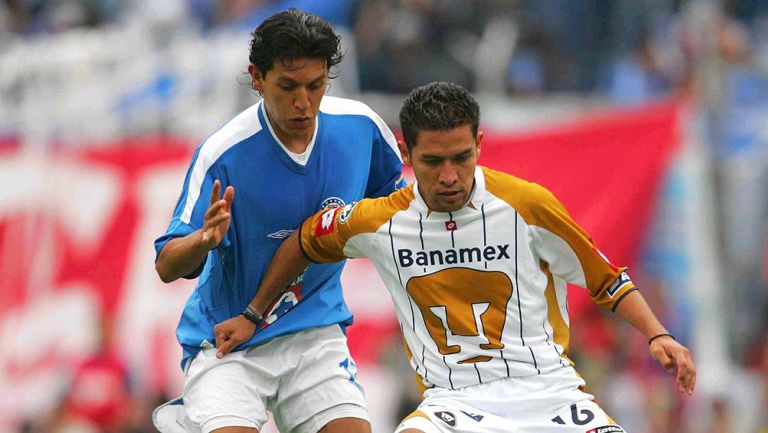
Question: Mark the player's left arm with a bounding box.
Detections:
[527,184,695,395]
[613,290,696,395]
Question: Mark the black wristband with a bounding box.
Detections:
[241,305,263,326]
[648,333,675,345]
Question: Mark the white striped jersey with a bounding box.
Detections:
[300,166,636,390]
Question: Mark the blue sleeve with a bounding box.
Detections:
[154,147,231,279]
[365,124,406,198]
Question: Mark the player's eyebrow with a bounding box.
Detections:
[277,73,327,86]
[453,149,472,159]
[420,149,473,160]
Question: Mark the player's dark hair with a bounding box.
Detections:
[399,82,480,150]
[249,8,343,78]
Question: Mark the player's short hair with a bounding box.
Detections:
[249,8,343,78]
[399,82,480,150]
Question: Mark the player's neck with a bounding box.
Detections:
[275,128,313,153]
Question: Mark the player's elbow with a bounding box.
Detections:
[155,260,177,284]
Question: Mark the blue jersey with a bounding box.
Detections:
[155,96,405,367]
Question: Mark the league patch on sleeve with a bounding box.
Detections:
[315,207,340,236]
[606,271,632,298]
[337,202,357,224]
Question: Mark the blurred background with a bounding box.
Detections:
[1,0,767,432]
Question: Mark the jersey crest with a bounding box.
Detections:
[321,196,346,209]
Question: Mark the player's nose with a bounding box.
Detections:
[438,163,459,185]
[294,87,310,111]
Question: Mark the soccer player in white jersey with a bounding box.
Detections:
[214,82,696,433]
[153,8,405,433]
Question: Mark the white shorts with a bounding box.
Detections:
[154,325,369,433]
[396,366,625,433]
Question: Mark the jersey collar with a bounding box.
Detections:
[258,100,319,168]
[413,166,487,216]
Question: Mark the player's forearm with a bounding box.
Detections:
[613,289,669,339]
[155,231,211,283]
[248,230,310,314]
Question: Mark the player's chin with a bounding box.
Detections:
[435,200,464,213]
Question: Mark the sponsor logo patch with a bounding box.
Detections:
[445,220,457,231]
[321,196,345,209]
[315,208,340,236]
[435,411,456,427]
[606,271,631,298]
[586,426,625,433]
[337,202,357,224]
[397,244,510,268]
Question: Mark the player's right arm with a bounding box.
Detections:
[155,180,234,283]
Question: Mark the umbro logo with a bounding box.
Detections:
[267,230,295,239]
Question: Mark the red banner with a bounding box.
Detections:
[479,99,681,316]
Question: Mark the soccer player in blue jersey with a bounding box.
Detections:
[152,8,404,433]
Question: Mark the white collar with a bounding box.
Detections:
[260,101,318,166]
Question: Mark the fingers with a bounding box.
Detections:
[674,349,696,395]
[206,212,231,230]
[223,186,235,210]
[217,338,237,359]
[201,211,230,245]
[214,325,226,350]
[209,180,221,207]
[204,197,230,224]
[652,340,697,396]
[213,324,236,359]
[213,318,254,359]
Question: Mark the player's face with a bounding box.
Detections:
[249,58,328,148]
[400,125,482,212]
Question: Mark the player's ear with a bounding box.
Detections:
[397,140,412,167]
[476,130,483,158]
[248,64,264,94]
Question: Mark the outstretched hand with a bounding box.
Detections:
[201,180,235,250]
[649,335,696,395]
[214,315,256,359]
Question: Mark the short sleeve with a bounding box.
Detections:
[364,112,406,198]
[527,185,636,311]
[154,147,231,278]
